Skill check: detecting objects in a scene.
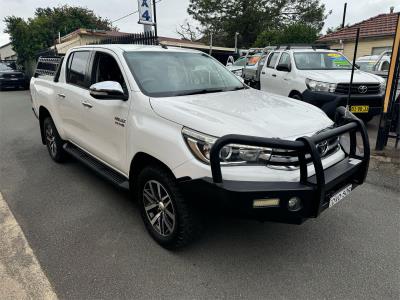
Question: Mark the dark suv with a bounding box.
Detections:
[0,61,28,90]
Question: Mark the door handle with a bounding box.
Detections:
[261,71,265,74]
[272,74,277,77]
[57,93,66,98]
[81,101,93,108]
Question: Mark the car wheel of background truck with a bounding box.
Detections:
[43,117,66,163]
[136,165,201,249]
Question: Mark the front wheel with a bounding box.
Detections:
[136,166,201,249]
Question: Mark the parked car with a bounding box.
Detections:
[30,45,370,249]
[260,46,386,122]
[0,60,28,90]
[242,47,275,89]
[356,53,391,74]
[226,55,247,77]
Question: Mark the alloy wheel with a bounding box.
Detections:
[142,180,176,237]
[45,124,57,157]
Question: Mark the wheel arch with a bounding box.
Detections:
[38,106,52,145]
[288,90,303,99]
[129,152,179,191]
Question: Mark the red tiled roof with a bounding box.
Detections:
[318,12,399,42]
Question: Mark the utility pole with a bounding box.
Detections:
[152,0,158,38]
[209,32,213,55]
[234,32,239,54]
[341,3,347,28]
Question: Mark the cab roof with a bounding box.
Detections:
[69,44,201,54]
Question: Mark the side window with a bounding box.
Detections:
[278,52,291,67]
[267,52,279,69]
[381,61,390,71]
[91,52,127,92]
[66,51,90,88]
[258,56,267,69]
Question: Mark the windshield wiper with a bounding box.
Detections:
[177,88,226,96]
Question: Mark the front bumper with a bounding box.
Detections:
[0,78,26,89]
[180,107,370,224]
[302,90,384,119]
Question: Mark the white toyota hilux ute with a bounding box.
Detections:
[31,45,370,249]
[260,48,386,122]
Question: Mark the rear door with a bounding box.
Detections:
[273,52,293,96]
[58,50,91,145]
[259,51,281,94]
[80,49,131,171]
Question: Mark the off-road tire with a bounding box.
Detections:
[136,165,201,249]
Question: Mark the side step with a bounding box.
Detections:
[63,143,129,191]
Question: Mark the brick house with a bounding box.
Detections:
[318,10,399,61]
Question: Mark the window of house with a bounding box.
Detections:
[372,46,392,56]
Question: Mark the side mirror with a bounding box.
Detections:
[89,81,128,100]
[276,64,291,72]
[226,62,233,67]
[354,63,360,69]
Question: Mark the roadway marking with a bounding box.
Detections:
[0,192,58,300]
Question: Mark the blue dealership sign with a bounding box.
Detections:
[138,0,154,25]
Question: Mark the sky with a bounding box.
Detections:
[0,0,399,47]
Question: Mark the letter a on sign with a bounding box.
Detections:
[138,0,154,25]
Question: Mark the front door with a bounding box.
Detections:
[260,51,281,94]
[80,50,131,172]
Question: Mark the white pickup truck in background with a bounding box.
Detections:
[30,44,370,249]
[260,47,386,122]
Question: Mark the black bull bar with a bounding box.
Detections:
[202,106,370,219]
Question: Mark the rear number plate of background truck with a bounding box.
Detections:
[351,106,369,113]
[329,184,352,208]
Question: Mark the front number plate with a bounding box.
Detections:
[351,105,369,113]
[329,184,352,208]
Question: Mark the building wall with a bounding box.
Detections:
[0,43,17,60]
[55,35,109,54]
[329,36,394,61]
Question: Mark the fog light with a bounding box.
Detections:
[253,198,280,208]
[288,197,302,212]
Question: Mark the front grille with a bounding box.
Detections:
[267,136,340,170]
[335,83,380,95]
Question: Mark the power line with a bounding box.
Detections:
[111,0,162,23]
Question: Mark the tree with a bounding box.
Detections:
[254,23,319,47]
[4,5,114,65]
[176,19,201,41]
[187,0,328,48]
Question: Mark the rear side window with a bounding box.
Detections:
[66,51,90,88]
[267,52,279,68]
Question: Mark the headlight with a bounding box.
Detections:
[232,69,243,77]
[182,128,272,165]
[379,81,386,93]
[306,78,336,93]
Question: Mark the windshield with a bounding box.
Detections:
[0,63,14,71]
[124,51,245,97]
[233,57,246,66]
[294,52,352,70]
